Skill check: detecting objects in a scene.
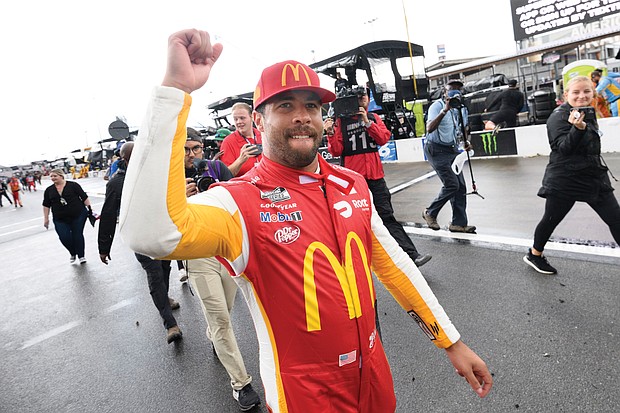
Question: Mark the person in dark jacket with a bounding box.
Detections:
[0,179,13,206]
[97,142,183,344]
[484,79,524,130]
[523,75,620,274]
[43,169,92,263]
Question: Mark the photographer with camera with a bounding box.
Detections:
[324,86,432,267]
[523,76,620,275]
[422,79,477,234]
[182,129,259,410]
[220,102,263,177]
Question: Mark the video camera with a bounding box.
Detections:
[331,85,367,118]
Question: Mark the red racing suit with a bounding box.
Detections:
[120,86,461,413]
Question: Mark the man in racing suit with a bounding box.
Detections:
[120,29,493,413]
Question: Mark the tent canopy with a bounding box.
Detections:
[310,40,424,78]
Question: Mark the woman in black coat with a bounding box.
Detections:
[523,75,620,274]
[43,169,92,264]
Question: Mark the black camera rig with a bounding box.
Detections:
[331,85,367,118]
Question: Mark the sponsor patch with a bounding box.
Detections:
[333,200,352,218]
[274,225,301,244]
[260,211,303,223]
[369,329,377,349]
[407,310,438,341]
[339,349,357,367]
[260,187,291,203]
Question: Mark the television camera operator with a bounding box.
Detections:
[422,79,477,234]
[324,86,432,268]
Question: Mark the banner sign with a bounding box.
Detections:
[470,128,518,157]
[510,0,620,41]
[318,146,340,164]
[379,141,398,161]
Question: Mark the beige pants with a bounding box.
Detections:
[186,257,252,390]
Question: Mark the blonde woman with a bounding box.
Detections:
[43,169,92,264]
[524,76,620,274]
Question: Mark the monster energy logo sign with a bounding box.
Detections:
[480,132,497,156]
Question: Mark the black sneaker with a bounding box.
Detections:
[233,383,261,411]
[413,254,432,267]
[523,249,557,274]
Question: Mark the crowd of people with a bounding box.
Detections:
[8,29,618,413]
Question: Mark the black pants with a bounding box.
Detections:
[366,178,420,260]
[0,191,11,206]
[134,253,176,330]
[533,192,620,251]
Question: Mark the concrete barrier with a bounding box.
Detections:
[383,117,620,163]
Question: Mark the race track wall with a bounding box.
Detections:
[383,117,620,163]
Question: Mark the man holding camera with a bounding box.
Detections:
[324,87,432,267]
[423,79,476,233]
[182,130,259,410]
[220,102,263,176]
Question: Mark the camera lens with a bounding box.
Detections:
[196,176,215,192]
[449,97,462,109]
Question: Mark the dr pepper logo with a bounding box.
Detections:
[274,225,301,244]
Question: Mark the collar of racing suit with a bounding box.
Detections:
[246,154,356,195]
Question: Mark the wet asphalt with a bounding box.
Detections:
[1,153,618,413]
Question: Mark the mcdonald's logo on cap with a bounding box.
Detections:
[281,63,312,87]
[253,60,336,109]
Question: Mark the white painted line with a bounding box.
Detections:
[103,298,135,314]
[389,171,436,195]
[0,218,40,229]
[403,226,620,258]
[20,320,83,350]
[0,225,40,237]
[19,298,137,350]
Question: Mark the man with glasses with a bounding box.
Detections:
[184,128,204,174]
[182,128,259,410]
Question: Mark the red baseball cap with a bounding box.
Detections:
[253,60,336,109]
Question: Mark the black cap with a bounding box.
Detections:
[186,127,201,142]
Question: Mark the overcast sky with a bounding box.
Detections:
[0,0,516,166]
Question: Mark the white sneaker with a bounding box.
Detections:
[70,256,76,263]
[79,257,87,264]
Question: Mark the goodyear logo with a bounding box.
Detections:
[282,63,312,87]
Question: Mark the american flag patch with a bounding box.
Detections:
[338,350,357,367]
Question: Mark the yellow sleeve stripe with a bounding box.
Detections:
[371,232,459,348]
[156,93,244,262]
